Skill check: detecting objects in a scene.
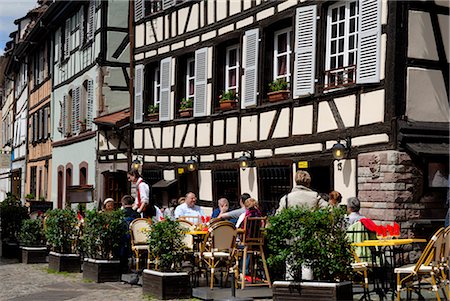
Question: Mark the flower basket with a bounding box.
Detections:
[219,99,238,110]
[267,90,290,102]
[179,108,193,118]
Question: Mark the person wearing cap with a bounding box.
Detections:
[347,197,365,226]
[103,198,115,212]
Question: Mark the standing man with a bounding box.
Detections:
[127,169,155,218]
[174,192,205,221]
[276,170,328,213]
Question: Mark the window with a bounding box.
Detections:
[153,67,161,106]
[213,170,240,209]
[80,167,87,185]
[325,1,358,90]
[30,166,37,197]
[273,28,292,82]
[186,57,195,100]
[428,162,449,188]
[258,166,292,215]
[225,45,240,93]
[145,0,162,15]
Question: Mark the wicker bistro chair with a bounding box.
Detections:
[179,215,201,225]
[197,221,237,289]
[352,251,371,301]
[235,216,271,289]
[129,218,152,270]
[395,227,445,301]
[178,219,195,251]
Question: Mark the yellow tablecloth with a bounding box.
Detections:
[351,238,427,247]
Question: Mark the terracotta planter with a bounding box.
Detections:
[219,100,238,110]
[268,90,290,102]
[21,246,48,264]
[143,269,192,300]
[83,258,121,283]
[48,251,81,273]
[147,113,159,122]
[272,280,353,301]
[179,108,193,118]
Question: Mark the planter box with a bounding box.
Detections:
[48,252,81,273]
[219,100,238,110]
[272,280,353,301]
[143,269,192,300]
[83,258,121,283]
[147,113,159,122]
[179,108,193,118]
[2,241,20,260]
[21,246,47,264]
[268,90,290,102]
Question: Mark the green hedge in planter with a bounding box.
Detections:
[0,193,29,243]
[266,207,353,282]
[45,209,79,253]
[19,219,46,246]
[81,210,127,259]
[147,219,187,271]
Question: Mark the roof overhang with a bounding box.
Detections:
[94,109,130,128]
[152,179,178,189]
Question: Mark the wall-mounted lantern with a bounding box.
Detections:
[332,137,351,160]
[238,150,255,170]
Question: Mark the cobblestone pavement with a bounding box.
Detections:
[0,258,143,301]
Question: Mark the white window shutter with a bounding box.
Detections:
[87,0,95,41]
[135,0,145,21]
[38,110,43,140]
[357,0,381,84]
[79,9,84,44]
[72,87,81,134]
[163,0,175,10]
[134,65,144,124]
[243,28,259,108]
[87,80,94,129]
[64,19,70,59]
[159,57,172,121]
[293,5,317,97]
[33,114,37,142]
[43,107,48,138]
[194,48,208,117]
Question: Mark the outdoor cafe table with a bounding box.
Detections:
[351,238,427,300]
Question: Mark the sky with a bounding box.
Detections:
[0,0,39,56]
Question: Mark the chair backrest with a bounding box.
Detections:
[130,218,151,246]
[208,221,237,252]
[347,221,376,261]
[179,215,201,225]
[430,226,447,265]
[443,226,450,263]
[414,227,445,273]
[242,216,267,247]
[177,219,195,250]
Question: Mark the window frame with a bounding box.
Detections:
[153,66,161,106]
[273,28,292,82]
[225,45,240,93]
[185,57,195,101]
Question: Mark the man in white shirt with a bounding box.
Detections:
[174,192,205,222]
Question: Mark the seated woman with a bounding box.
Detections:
[236,198,262,228]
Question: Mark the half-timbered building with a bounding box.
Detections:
[132,0,449,225]
[50,0,130,210]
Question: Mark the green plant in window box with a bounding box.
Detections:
[267,78,290,102]
[179,98,193,110]
[147,104,160,122]
[219,90,238,110]
[25,193,35,201]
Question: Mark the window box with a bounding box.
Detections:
[267,90,290,102]
[219,99,238,111]
[147,113,159,122]
[179,108,193,118]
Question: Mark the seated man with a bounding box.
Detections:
[217,193,251,225]
[211,198,230,218]
[174,192,205,223]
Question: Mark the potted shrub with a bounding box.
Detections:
[179,98,193,117]
[81,210,127,282]
[142,219,191,300]
[267,78,290,102]
[18,219,47,263]
[267,207,353,301]
[25,193,35,202]
[219,90,238,110]
[0,193,29,259]
[45,209,81,273]
[147,104,159,122]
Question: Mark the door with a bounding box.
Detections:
[11,169,21,199]
[103,171,128,209]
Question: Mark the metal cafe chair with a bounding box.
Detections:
[395,227,445,301]
[129,218,152,270]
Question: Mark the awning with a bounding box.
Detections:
[94,109,130,128]
[406,142,449,157]
[152,179,178,189]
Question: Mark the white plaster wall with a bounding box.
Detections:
[334,95,356,128]
[292,106,313,135]
[317,101,338,132]
[272,108,290,139]
[199,170,213,202]
[108,0,128,28]
[207,0,215,24]
[241,115,258,142]
[162,126,174,149]
[259,111,276,141]
[278,1,296,12]
[274,143,322,155]
[136,24,145,48]
[164,170,175,180]
[184,124,196,147]
[240,167,258,200]
[435,0,450,7]
[408,11,439,60]
[144,128,153,149]
[197,123,211,147]
[216,1,227,22]
[438,14,449,62]
[213,120,225,146]
[151,127,161,149]
[359,90,385,126]
[175,124,187,148]
[229,0,241,16]
[351,134,389,147]
[333,159,357,206]
[406,68,449,122]
[226,118,238,144]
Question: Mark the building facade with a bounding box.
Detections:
[131,0,449,225]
